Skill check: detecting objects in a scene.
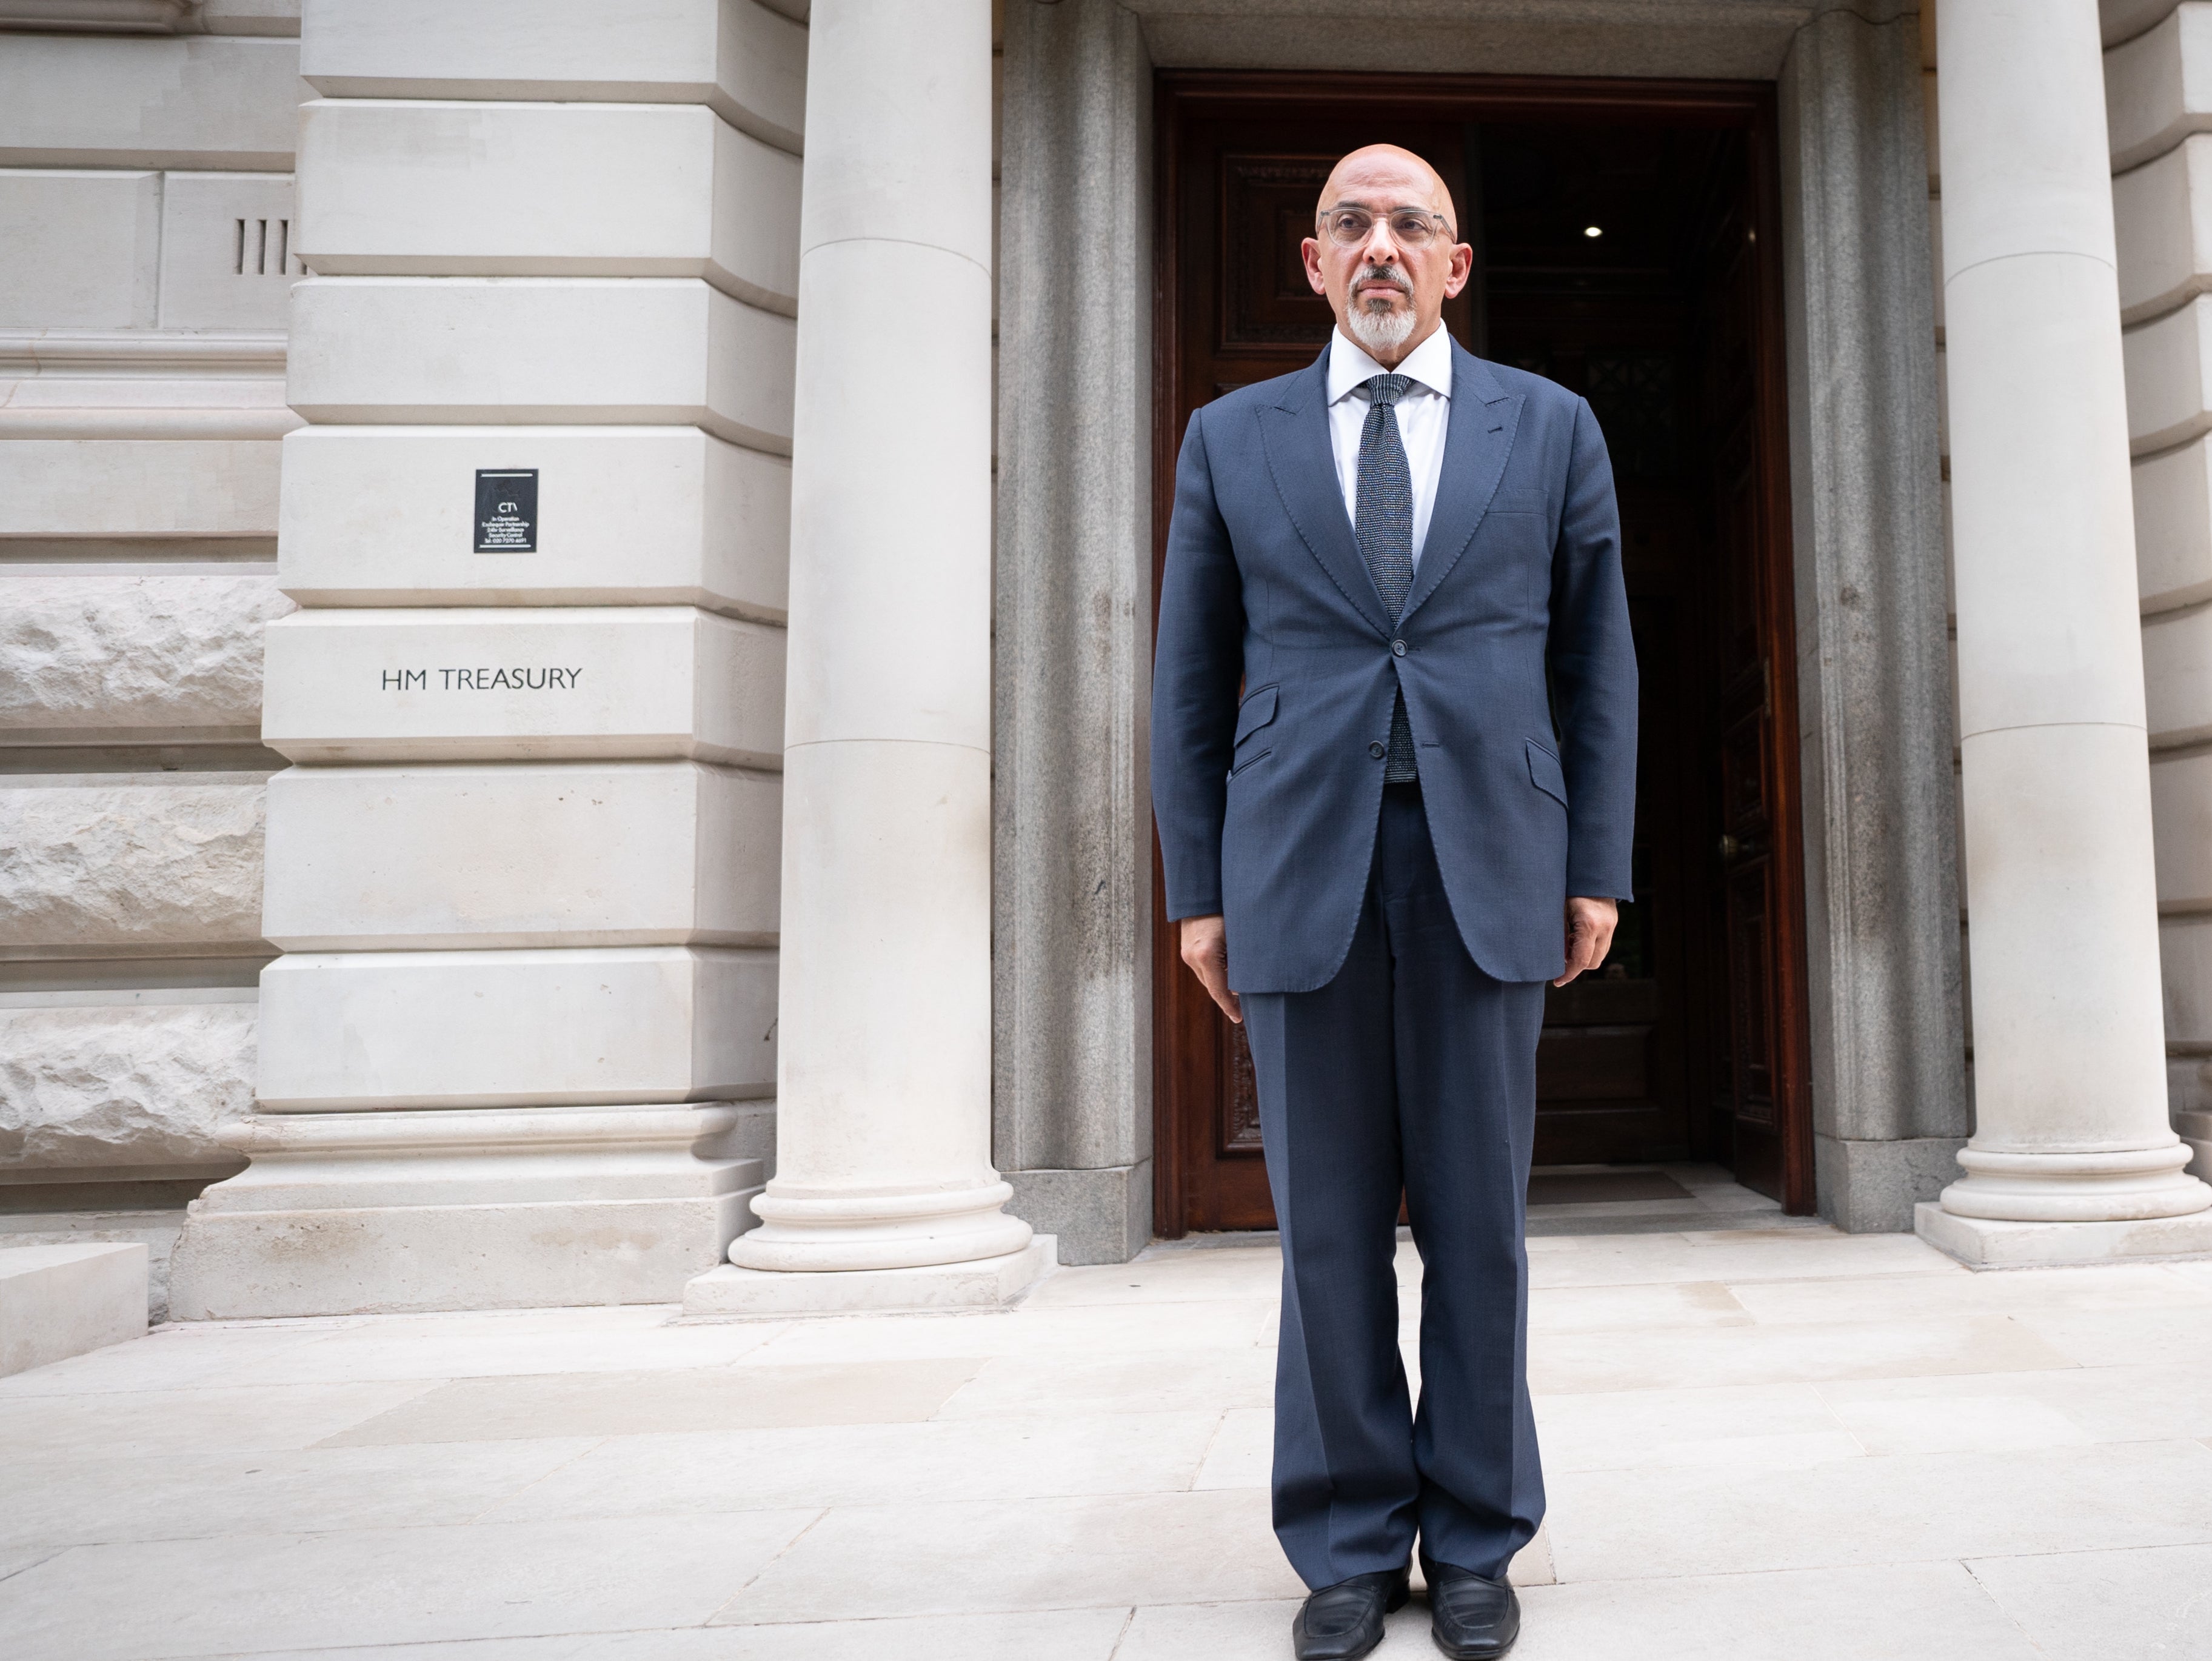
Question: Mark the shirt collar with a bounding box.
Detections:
[1327,321,1455,405]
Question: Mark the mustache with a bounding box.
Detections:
[1354,265,1412,293]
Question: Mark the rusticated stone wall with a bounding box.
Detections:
[0,7,302,1230]
[0,1003,256,1172]
[0,783,266,950]
[1,576,294,741]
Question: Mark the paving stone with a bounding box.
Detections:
[1822,1389,2096,1455]
[0,1512,818,1661]
[0,1438,600,1552]
[1815,1361,2212,1444]
[477,1411,1219,1520]
[1966,1545,2212,1661]
[320,1359,984,1445]
[713,1488,1303,1624]
[0,1379,443,1461]
[1529,1312,2078,1394]
[187,1304,786,1387]
[934,1343,1276,1419]
[187,1609,1132,1661]
[1503,1562,2043,1661]
[2005,1301,2212,1368]
[1546,1438,2212,1581]
[1534,1382,1863,1474]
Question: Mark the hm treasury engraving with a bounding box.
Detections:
[261,607,786,769]
[380,667,586,690]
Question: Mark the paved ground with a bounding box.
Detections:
[4,1172,2211,1660]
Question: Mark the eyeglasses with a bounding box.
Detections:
[1317,205,1457,249]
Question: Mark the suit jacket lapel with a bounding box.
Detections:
[1400,341,1523,626]
[1258,350,1390,638]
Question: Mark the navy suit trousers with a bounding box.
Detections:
[1242,783,1547,1588]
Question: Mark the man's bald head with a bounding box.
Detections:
[1301,144,1472,368]
[1317,144,1457,238]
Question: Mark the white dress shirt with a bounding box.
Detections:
[1326,320,1454,569]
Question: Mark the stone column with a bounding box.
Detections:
[994,0,1155,1265]
[1920,0,2212,1264]
[1778,2,1968,1232]
[687,0,1053,1314]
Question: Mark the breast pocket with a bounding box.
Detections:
[1486,492,1554,613]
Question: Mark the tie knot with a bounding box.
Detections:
[1363,373,1413,409]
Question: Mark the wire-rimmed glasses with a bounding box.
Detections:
[1316,205,1457,249]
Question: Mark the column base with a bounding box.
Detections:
[683,1235,1057,1317]
[1936,1141,2211,1222]
[1914,1200,2212,1268]
[2176,1109,2212,1181]
[728,1176,1037,1272]
[1812,1135,1969,1233]
[169,1104,765,1318]
[1005,1163,1151,1264]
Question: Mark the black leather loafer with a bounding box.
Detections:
[1292,1565,1411,1660]
[1421,1559,1519,1659]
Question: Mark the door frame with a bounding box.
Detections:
[1148,69,1819,1232]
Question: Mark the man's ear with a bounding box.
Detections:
[1442,241,1474,301]
[1300,237,1329,296]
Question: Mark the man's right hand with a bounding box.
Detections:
[1179,915,1243,1025]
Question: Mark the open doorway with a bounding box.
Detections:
[1151,74,1814,1235]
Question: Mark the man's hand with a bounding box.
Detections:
[1556,897,1619,988]
[1179,915,1243,1024]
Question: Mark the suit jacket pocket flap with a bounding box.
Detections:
[1234,684,1280,745]
[1526,738,1569,807]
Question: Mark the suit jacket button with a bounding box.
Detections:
[1369,741,1386,758]
[1391,639,1408,657]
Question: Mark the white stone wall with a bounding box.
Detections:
[249,0,796,1105]
[165,0,802,1316]
[2106,0,2212,1172]
[0,6,305,1201]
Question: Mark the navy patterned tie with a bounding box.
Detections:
[1357,373,1418,782]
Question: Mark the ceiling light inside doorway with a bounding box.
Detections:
[1583,225,1603,238]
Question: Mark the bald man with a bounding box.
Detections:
[1151,146,1637,1660]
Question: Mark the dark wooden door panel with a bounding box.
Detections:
[1152,74,1814,1235]
[1692,154,1811,1206]
[1223,156,1345,346]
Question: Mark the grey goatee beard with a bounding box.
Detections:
[1344,267,1417,357]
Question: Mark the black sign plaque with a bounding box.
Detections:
[474,469,538,552]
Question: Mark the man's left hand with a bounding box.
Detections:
[1555,897,1619,987]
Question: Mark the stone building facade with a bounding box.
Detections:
[2,0,2209,1320]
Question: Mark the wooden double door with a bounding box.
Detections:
[1151,74,1814,1234]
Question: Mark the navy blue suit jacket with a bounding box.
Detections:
[1151,338,1639,992]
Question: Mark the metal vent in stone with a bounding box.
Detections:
[231,217,290,277]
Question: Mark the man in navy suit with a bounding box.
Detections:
[1151,145,1637,1661]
